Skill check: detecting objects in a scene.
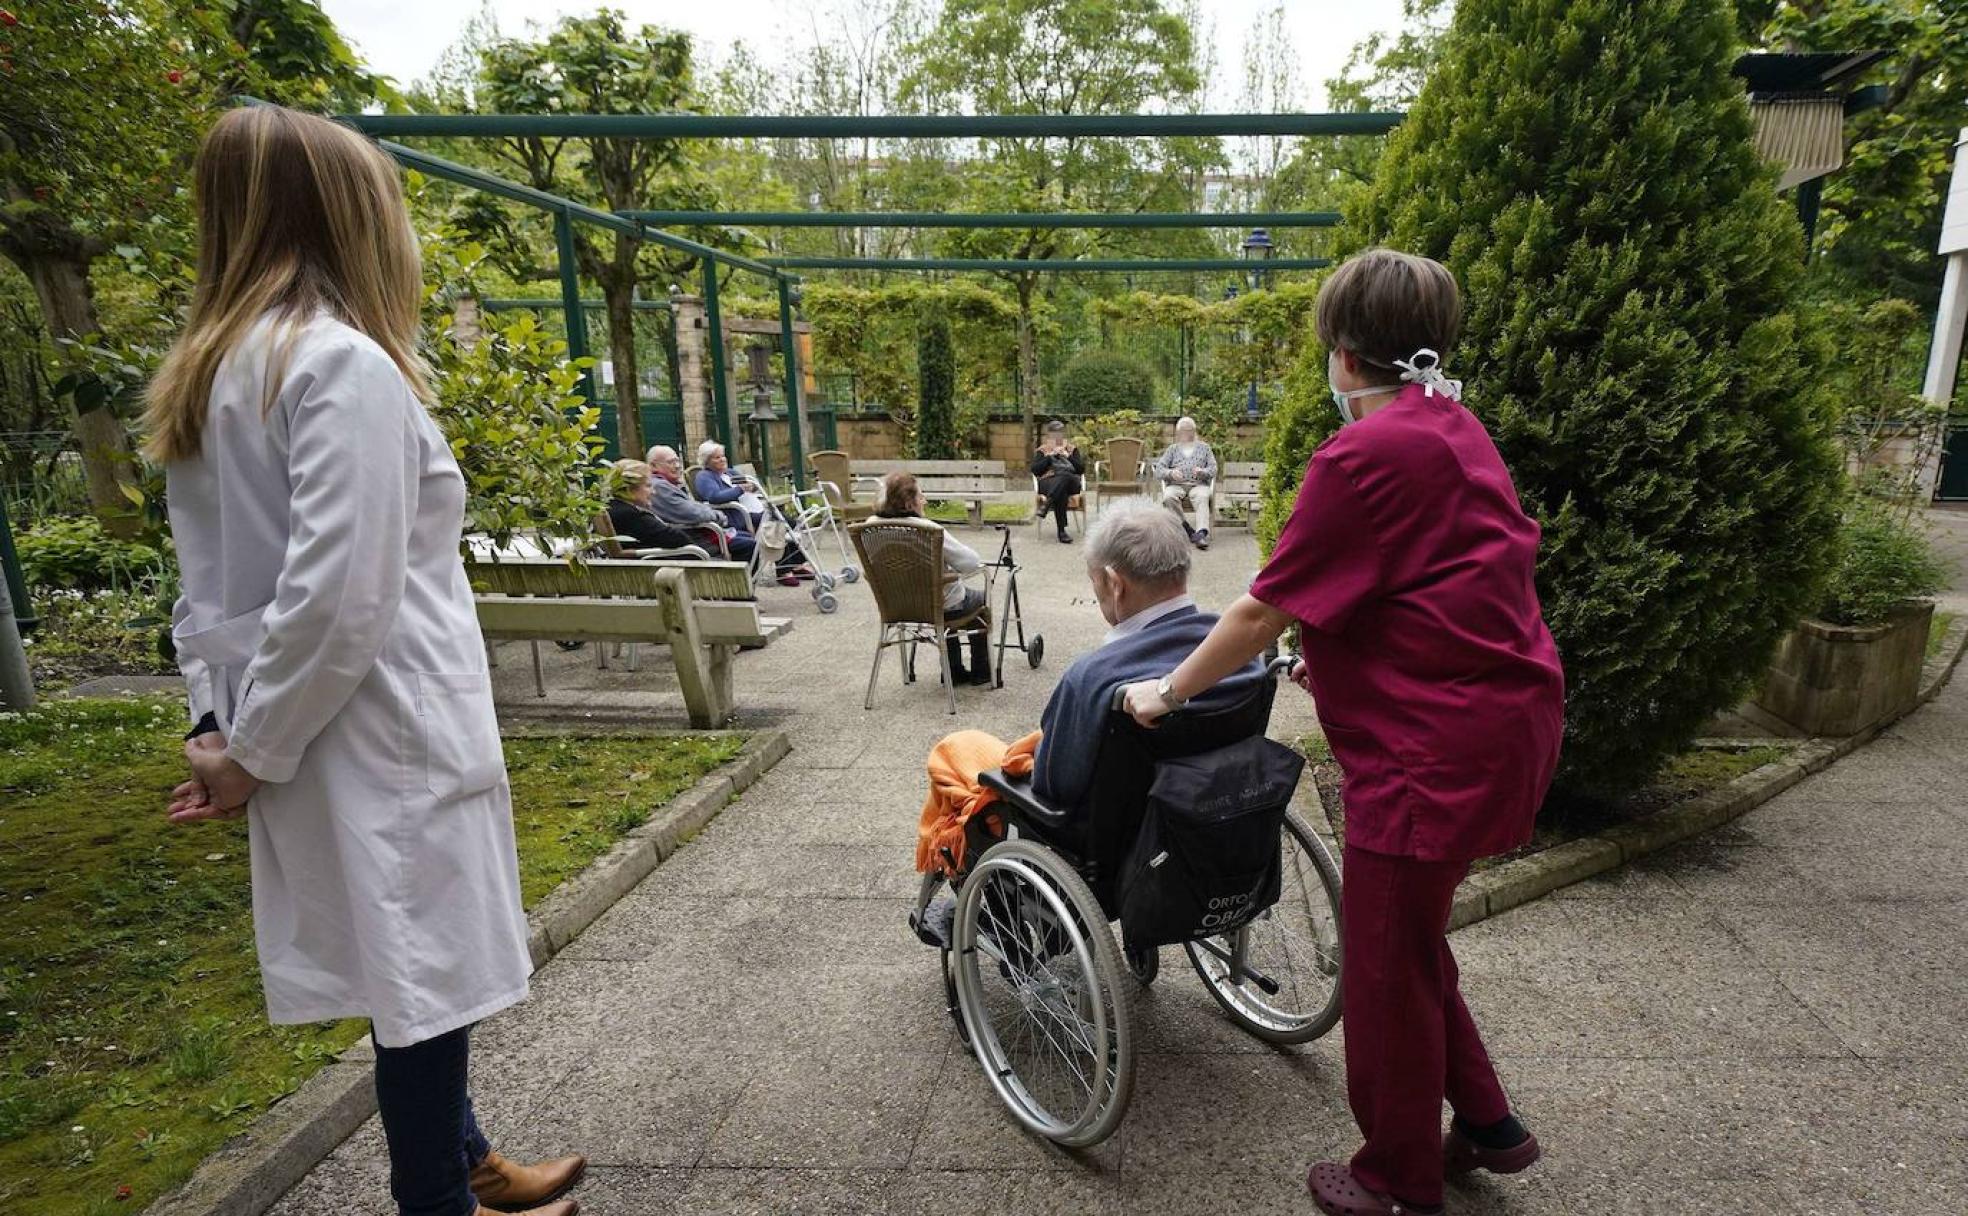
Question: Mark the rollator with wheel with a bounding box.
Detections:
[979,524,1044,684]
[910,655,1343,1147]
[749,472,860,614]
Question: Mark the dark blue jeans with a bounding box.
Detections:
[373,1024,491,1216]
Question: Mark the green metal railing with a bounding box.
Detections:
[767,256,1332,273]
[345,112,1406,139]
[622,210,1341,228]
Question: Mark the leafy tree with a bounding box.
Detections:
[0,0,385,516]
[0,1,206,513]
[915,312,957,458]
[467,12,710,460]
[903,0,1218,438]
[1739,1,1968,311]
[1263,0,1845,793]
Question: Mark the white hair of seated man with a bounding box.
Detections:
[1085,499,1192,627]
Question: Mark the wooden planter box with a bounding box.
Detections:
[1753,603,1933,737]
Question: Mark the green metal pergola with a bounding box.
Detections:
[336,109,1400,487]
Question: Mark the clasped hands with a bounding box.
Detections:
[167,732,263,824]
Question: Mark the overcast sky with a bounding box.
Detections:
[315,0,1414,110]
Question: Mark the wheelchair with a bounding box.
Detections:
[911,657,1343,1147]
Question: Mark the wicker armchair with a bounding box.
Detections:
[847,517,990,713]
[1093,436,1148,511]
[811,450,876,523]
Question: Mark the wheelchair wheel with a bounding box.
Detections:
[1125,945,1159,986]
[1027,635,1045,668]
[1183,811,1343,1045]
[951,838,1134,1147]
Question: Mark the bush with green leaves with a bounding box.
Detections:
[1259,0,1844,793]
[1819,501,1945,628]
[424,308,615,555]
[1056,349,1155,415]
[17,514,169,593]
[915,313,958,459]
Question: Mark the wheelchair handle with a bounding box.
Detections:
[1110,652,1302,714]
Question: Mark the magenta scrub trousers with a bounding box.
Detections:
[1339,845,1512,1208]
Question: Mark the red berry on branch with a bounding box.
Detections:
[31,186,48,201]
[166,69,184,84]
[0,12,17,28]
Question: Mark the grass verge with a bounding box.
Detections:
[1927,609,1957,660]
[0,697,741,1216]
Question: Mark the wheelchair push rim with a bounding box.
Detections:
[951,839,1134,1147]
[1182,811,1343,1044]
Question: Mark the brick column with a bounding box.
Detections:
[671,294,711,452]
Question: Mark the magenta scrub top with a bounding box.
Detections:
[1251,384,1565,862]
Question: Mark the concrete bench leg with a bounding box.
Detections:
[530,641,546,698]
[969,500,984,526]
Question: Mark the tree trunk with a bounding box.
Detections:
[600,235,644,461]
[18,246,133,516]
[1016,275,1040,440]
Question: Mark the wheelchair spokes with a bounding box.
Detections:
[950,840,1133,1147]
[1184,811,1344,1044]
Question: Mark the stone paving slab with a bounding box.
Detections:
[266,527,1968,1216]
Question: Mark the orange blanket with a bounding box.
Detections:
[917,729,1043,877]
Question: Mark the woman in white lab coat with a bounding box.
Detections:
[148,105,583,1216]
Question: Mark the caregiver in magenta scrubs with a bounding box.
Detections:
[1121,248,1565,1216]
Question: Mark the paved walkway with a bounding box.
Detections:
[271,526,1965,1215]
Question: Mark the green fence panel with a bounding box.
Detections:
[595,399,686,460]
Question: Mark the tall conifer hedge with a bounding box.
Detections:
[916,313,958,459]
[1260,0,1843,791]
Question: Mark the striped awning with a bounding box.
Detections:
[1750,96,1846,190]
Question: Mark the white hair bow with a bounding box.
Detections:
[1393,348,1462,401]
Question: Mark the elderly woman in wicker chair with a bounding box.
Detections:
[874,471,993,685]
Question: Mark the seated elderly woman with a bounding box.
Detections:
[604,459,703,555]
[689,440,771,532]
[916,501,1266,880]
[874,470,994,685]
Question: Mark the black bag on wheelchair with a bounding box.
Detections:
[1117,735,1305,951]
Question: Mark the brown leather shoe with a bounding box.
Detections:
[469,1151,587,1210]
[472,1204,576,1216]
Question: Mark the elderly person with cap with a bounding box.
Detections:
[1153,415,1217,550]
[1029,419,1085,545]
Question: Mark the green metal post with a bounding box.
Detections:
[703,259,731,455]
[554,210,596,414]
[778,277,807,491]
[0,493,35,634]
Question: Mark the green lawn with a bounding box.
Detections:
[1927,610,1957,660]
[0,697,742,1216]
[923,499,1038,524]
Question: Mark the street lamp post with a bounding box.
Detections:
[1239,228,1274,420]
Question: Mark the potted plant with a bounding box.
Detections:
[1754,498,1946,736]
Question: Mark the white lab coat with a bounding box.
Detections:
[168,312,531,1048]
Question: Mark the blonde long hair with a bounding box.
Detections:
[143,105,431,463]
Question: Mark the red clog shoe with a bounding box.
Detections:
[1307,1162,1444,1216]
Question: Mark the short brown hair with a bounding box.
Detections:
[1314,248,1461,378]
[875,471,922,517]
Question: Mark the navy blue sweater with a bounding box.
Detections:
[1033,603,1266,808]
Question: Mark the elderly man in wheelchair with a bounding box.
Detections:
[911,500,1343,1148]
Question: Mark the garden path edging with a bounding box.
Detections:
[1308,612,1968,933]
[142,729,790,1216]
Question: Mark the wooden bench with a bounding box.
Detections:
[1216,461,1266,521]
[466,557,790,727]
[848,458,1007,524]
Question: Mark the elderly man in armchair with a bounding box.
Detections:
[915,500,1265,886]
[1154,415,1217,551]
